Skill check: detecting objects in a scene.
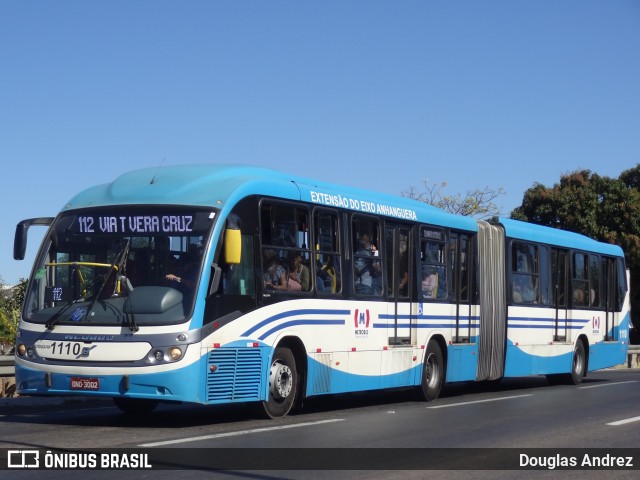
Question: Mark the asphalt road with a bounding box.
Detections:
[1,368,639,479]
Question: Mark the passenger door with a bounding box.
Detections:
[385,224,413,346]
[552,249,569,341]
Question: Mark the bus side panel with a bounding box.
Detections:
[305,353,422,396]
[445,344,478,382]
[588,342,627,371]
[587,313,630,371]
[503,340,573,377]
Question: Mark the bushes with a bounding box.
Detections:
[0,279,26,354]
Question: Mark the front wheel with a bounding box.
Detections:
[418,339,444,401]
[261,347,298,419]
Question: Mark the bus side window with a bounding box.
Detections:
[420,229,447,300]
[589,254,600,307]
[260,201,311,294]
[572,252,589,307]
[511,242,539,304]
[352,216,382,296]
[314,209,342,294]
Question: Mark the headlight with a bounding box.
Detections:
[147,346,185,364]
[168,347,183,361]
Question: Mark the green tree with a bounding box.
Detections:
[0,278,27,352]
[511,166,640,342]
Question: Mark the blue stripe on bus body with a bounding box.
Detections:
[257,319,346,341]
[507,324,587,329]
[507,317,590,330]
[379,314,481,321]
[509,316,591,323]
[241,309,350,337]
[372,323,474,329]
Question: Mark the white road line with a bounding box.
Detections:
[139,418,345,447]
[579,381,638,389]
[426,394,533,409]
[606,416,640,426]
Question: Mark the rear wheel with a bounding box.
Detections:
[113,397,159,415]
[261,347,298,418]
[546,340,586,385]
[419,339,444,401]
[568,340,586,384]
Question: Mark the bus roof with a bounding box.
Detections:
[62,164,478,232]
[498,217,624,257]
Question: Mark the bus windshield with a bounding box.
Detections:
[23,207,217,330]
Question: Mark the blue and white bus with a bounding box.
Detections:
[13,165,630,417]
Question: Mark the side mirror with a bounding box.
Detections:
[224,229,241,264]
[208,264,222,296]
[14,217,54,260]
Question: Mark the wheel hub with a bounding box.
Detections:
[270,361,293,400]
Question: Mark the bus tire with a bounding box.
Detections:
[419,339,444,402]
[261,347,298,419]
[113,397,159,415]
[568,340,586,384]
[546,340,586,386]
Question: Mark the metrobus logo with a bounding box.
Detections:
[354,309,370,328]
[353,309,370,338]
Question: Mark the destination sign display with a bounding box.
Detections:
[75,215,195,234]
[63,210,216,236]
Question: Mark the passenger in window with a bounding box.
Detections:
[322,256,337,293]
[289,252,309,291]
[263,249,287,291]
[398,239,409,296]
[371,258,382,295]
[573,287,587,306]
[315,258,329,292]
[354,233,374,294]
[513,275,535,303]
[422,265,439,299]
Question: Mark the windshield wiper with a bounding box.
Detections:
[125,303,138,332]
[82,240,139,331]
[45,298,81,330]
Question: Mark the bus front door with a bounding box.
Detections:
[383,224,414,387]
[384,225,413,346]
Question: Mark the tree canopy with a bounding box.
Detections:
[402,179,505,219]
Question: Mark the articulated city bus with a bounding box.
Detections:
[13,165,630,417]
